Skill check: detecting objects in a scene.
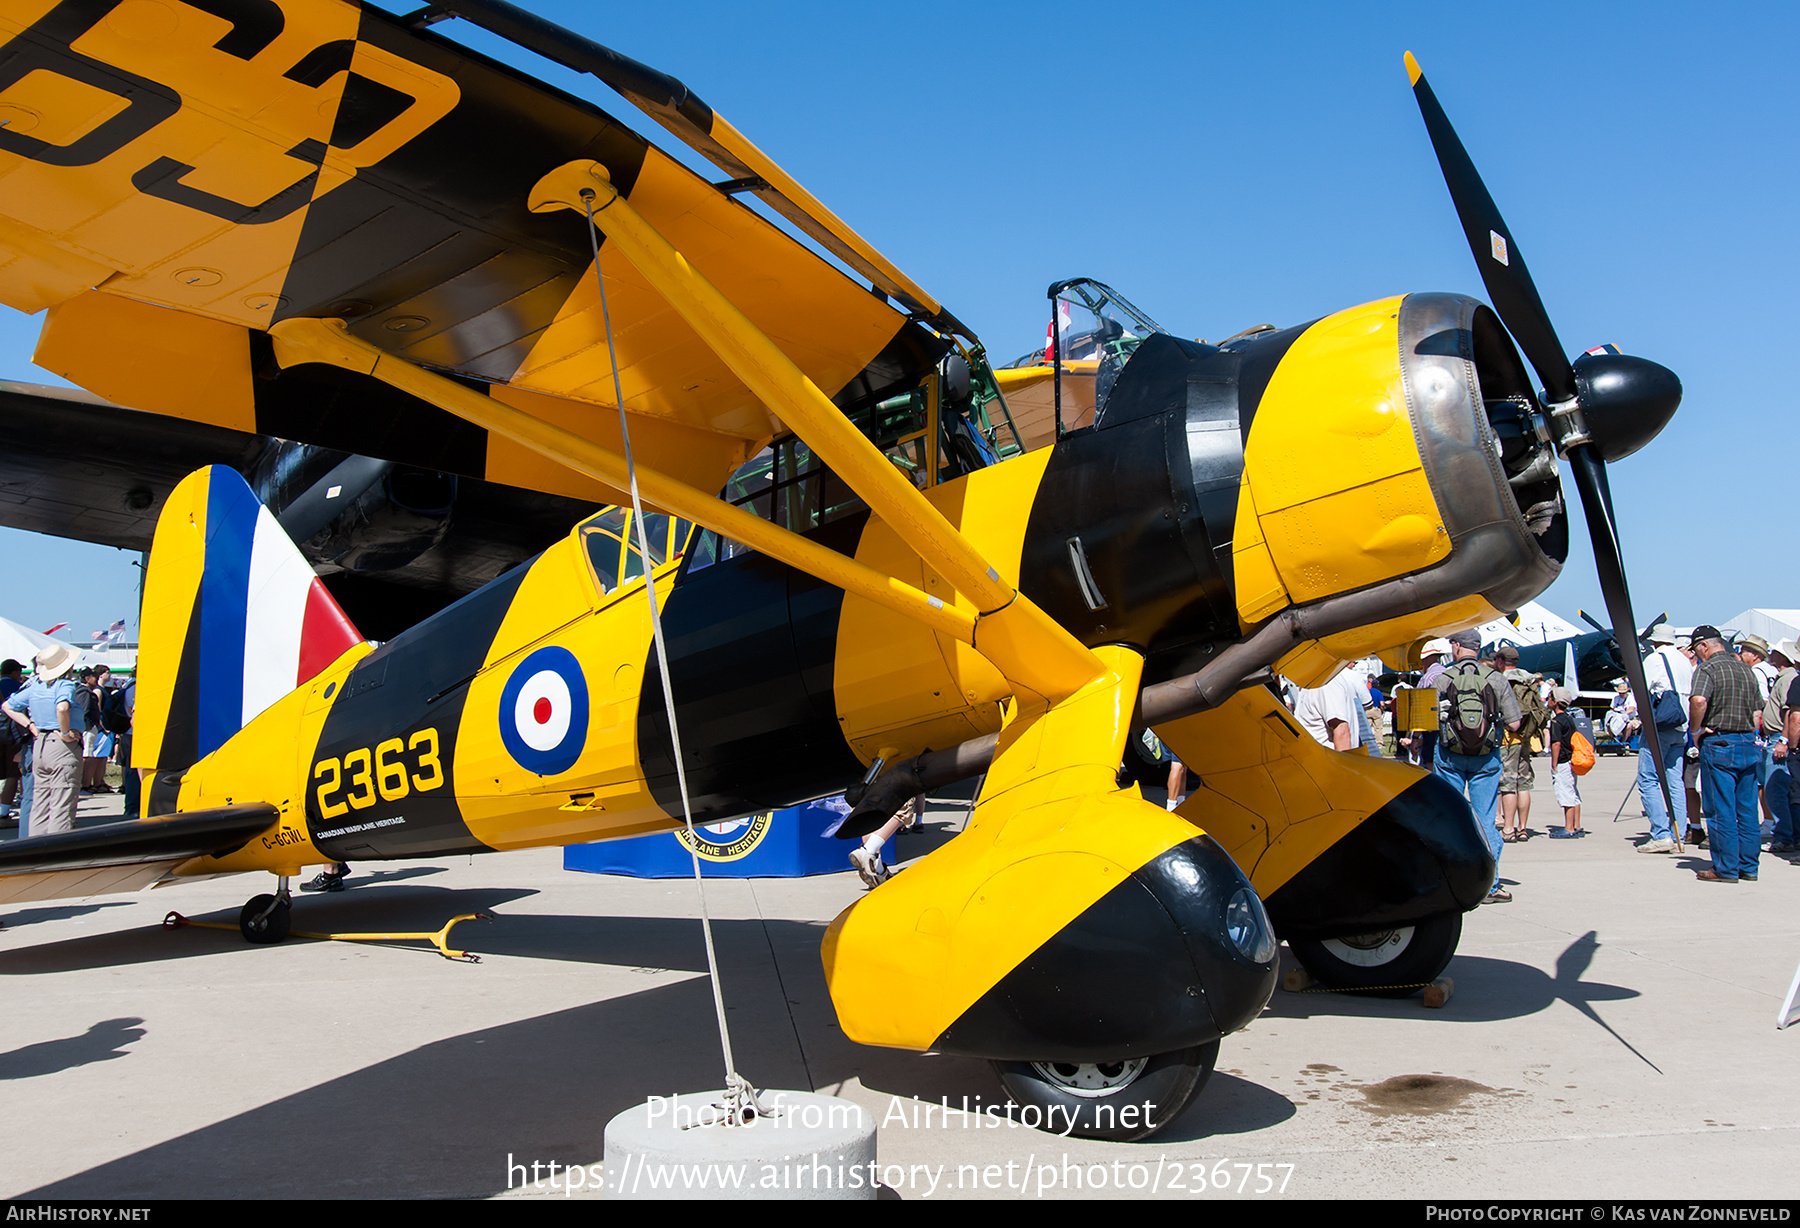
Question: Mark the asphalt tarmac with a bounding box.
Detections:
[2,754,1796,1201]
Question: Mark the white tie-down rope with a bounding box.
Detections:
[582,190,761,1124]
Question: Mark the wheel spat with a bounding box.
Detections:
[1405,52,1683,823]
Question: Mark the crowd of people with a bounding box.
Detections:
[0,647,137,838]
[1630,625,1798,884]
[1272,623,1800,901]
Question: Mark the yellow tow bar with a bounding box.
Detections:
[163,911,491,962]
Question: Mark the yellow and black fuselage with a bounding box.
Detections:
[156,288,1560,1060]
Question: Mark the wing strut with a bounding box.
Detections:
[527,159,1101,704]
[266,318,974,648]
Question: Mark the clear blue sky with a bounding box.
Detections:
[1,0,1789,639]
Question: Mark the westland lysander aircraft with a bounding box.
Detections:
[0,1,1681,1138]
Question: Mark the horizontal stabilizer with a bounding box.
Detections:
[0,806,278,878]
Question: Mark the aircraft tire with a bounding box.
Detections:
[1288,911,1461,998]
[990,1041,1218,1141]
[239,894,291,945]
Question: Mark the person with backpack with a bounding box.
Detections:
[1736,634,1783,835]
[1495,644,1549,842]
[0,659,23,827]
[1547,687,1594,838]
[1432,629,1523,903]
[78,667,114,794]
[1638,624,1694,853]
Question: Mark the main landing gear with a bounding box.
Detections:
[992,1042,1220,1141]
[238,876,292,944]
[1286,912,1462,998]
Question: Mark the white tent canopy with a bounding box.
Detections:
[1722,609,1800,644]
[1476,600,1585,646]
[0,616,135,673]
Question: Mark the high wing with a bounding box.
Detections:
[0,0,1100,706]
[0,0,949,509]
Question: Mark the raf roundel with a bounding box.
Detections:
[499,646,589,776]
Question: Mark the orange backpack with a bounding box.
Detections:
[1569,728,1596,775]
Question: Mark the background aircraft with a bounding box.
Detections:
[0,381,595,638]
[1491,610,1667,692]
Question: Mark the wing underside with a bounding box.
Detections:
[0,0,941,501]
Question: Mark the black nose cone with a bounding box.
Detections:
[1573,352,1681,464]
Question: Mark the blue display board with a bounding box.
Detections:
[563,800,893,879]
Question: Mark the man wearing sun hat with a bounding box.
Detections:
[1733,632,1790,840]
[1,643,87,837]
[1403,638,1453,767]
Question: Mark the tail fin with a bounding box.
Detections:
[135,466,363,773]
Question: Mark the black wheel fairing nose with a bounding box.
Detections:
[1263,771,1495,941]
[931,835,1278,1063]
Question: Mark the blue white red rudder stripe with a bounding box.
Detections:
[134,466,364,772]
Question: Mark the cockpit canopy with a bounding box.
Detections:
[1004,279,1171,438]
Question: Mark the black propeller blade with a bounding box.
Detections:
[1404,52,1574,405]
[1405,52,1683,824]
[1567,446,1665,772]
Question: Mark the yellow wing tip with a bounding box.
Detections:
[1404,51,1422,85]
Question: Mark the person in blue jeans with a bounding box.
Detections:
[1637,636,1693,853]
[1760,641,1797,852]
[1688,626,1763,882]
[1431,629,1523,903]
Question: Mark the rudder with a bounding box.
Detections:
[134,466,363,780]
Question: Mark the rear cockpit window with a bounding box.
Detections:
[579,509,694,595]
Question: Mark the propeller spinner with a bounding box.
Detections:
[1405,52,1683,820]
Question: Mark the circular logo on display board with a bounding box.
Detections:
[499,646,589,776]
[674,812,774,861]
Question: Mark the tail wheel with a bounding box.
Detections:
[1288,911,1462,998]
[991,1041,1219,1141]
[239,894,291,945]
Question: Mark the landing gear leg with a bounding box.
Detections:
[239,876,293,945]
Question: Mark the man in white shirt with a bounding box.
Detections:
[1638,624,1693,852]
[1293,668,1368,752]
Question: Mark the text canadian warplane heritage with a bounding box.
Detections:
[0,0,1681,1139]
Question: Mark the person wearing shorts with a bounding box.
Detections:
[1499,735,1535,841]
[1548,687,1584,838]
[1494,647,1538,842]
